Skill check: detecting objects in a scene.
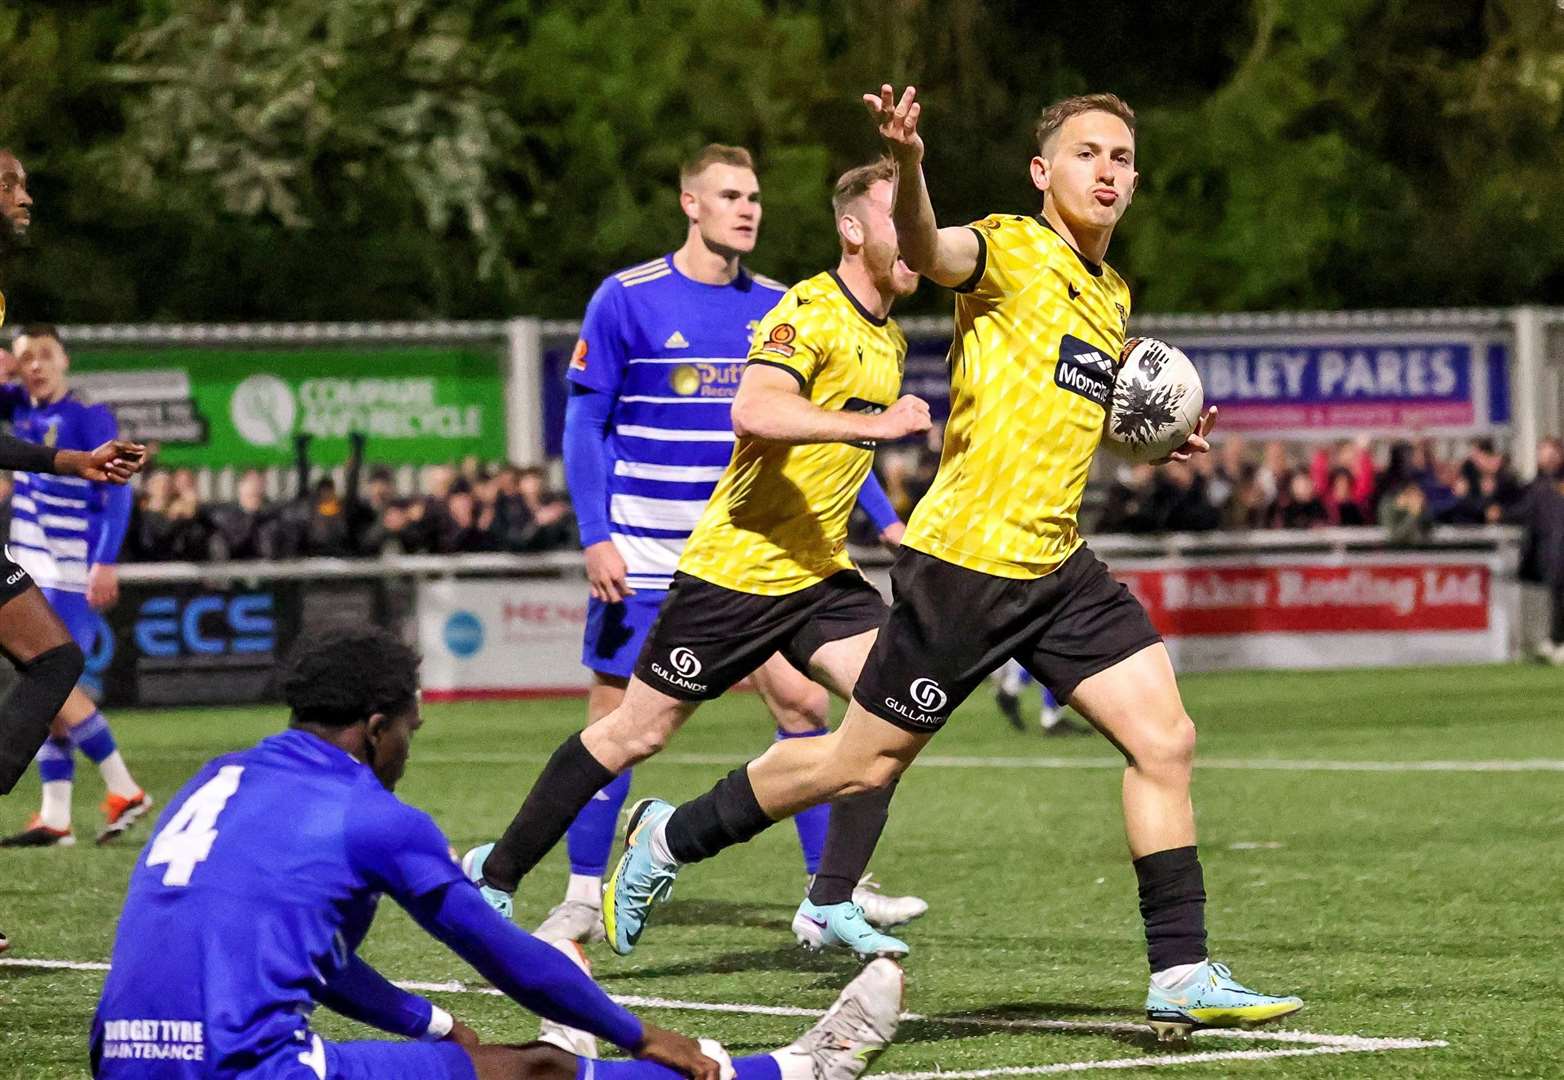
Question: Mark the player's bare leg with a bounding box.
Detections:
[1069,642,1301,1039]
[1067,644,1195,858]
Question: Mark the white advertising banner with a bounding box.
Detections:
[417,577,590,699]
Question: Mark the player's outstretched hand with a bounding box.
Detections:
[1155,405,1218,465]
[864,84,924,163]
[636,1023,721,1080]
[61,440,148,484]
[870,395,933,442]
[584,539,635,604]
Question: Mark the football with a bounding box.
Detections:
[1103,337,1205,463]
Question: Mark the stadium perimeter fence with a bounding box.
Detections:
[68,525,1537,710]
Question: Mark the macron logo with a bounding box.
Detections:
[663,331,690,349]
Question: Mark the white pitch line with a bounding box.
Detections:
[131,749,1564,773]
[1,957,1445,1056]
[873,1042,1447,1079]
[405,751,1564,774]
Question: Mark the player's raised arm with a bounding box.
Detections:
[864,84,980,289]
[732,363,929,446]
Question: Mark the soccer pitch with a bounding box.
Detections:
[2,664,1559,1078]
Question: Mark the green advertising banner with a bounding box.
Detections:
[67,345,506,467]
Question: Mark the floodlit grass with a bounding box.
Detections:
[3,664,1560,1077]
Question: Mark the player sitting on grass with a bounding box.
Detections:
[91,625,902,1080]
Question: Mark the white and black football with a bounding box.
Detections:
[1103,337,1204,463]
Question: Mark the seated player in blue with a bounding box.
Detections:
[92,625,902,1080]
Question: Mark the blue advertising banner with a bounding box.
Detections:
[1176,335,1510,436]
[541,329,1512,454]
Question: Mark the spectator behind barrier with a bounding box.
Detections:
[1509,437,1564,661]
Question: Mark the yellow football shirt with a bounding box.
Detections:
[679,270,907,595]
[903,213,1132,579]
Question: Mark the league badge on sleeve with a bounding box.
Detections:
[762,323,797,358]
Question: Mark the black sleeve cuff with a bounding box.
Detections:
[952,227,988,294]
[0,434,62,474]
[746,358,806,389]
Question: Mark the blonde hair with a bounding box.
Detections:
[1034,93,1136,153]
[679,144,756,189]
[831,158,897,218]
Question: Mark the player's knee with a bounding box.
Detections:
[832,751,905,798]
[618,713,681,763]
[771,682,830,734]
[1130,712,1196,777]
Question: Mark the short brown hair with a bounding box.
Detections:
[14,323,62,347]
[679,144,755,189]
[1034,93,1136,153]
[831,158,896,218]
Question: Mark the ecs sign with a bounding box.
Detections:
[134,593,276,657]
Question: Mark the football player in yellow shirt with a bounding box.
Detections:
[610,89,1303,1041]
[471,160,933,959]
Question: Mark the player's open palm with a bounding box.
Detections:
[636,1024,722,1080]
[863,84,923,162]
[584,539,634,604]
[873,395,933,441]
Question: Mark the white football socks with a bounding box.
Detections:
[98,751,140,800]
[1151,961,1205,990]
[649,816,678,866]
[566,872,601,907]
[39,781,71,830]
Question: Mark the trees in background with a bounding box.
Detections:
[0,0,1559,322]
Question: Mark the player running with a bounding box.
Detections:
[464,145,921,943]
[92,624,903,1080]
[604,88,1303,1041]
[473,160,928,960]
[0,325,152,848]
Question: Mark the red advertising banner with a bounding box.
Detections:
[1116,563,1490,636]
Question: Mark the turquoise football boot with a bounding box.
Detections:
[793,899,910,959]
[1145,960,1303,1042]
[459,842,514,921]
[602,798,680,955]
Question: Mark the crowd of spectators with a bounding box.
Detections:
[1093,435,1561,540]
[122,434,575,562]
[10,426,1560,565]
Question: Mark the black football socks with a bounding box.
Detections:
[483,732,614,893]
[807,781,898,906]
[1134,844,1209,972]
[0,642,84,796]
[663,765,775,864]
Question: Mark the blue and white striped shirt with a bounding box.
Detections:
[1,386,131,591]
[566,255,792,592]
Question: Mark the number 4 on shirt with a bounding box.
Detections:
[146,765,246,886]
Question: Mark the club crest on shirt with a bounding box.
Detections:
[43,418,60,448]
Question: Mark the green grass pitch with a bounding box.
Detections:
[2,664,1560,1077]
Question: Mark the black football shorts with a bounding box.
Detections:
[0,544,35,607]
[852,545,1162,734]
[635,570,888,701]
